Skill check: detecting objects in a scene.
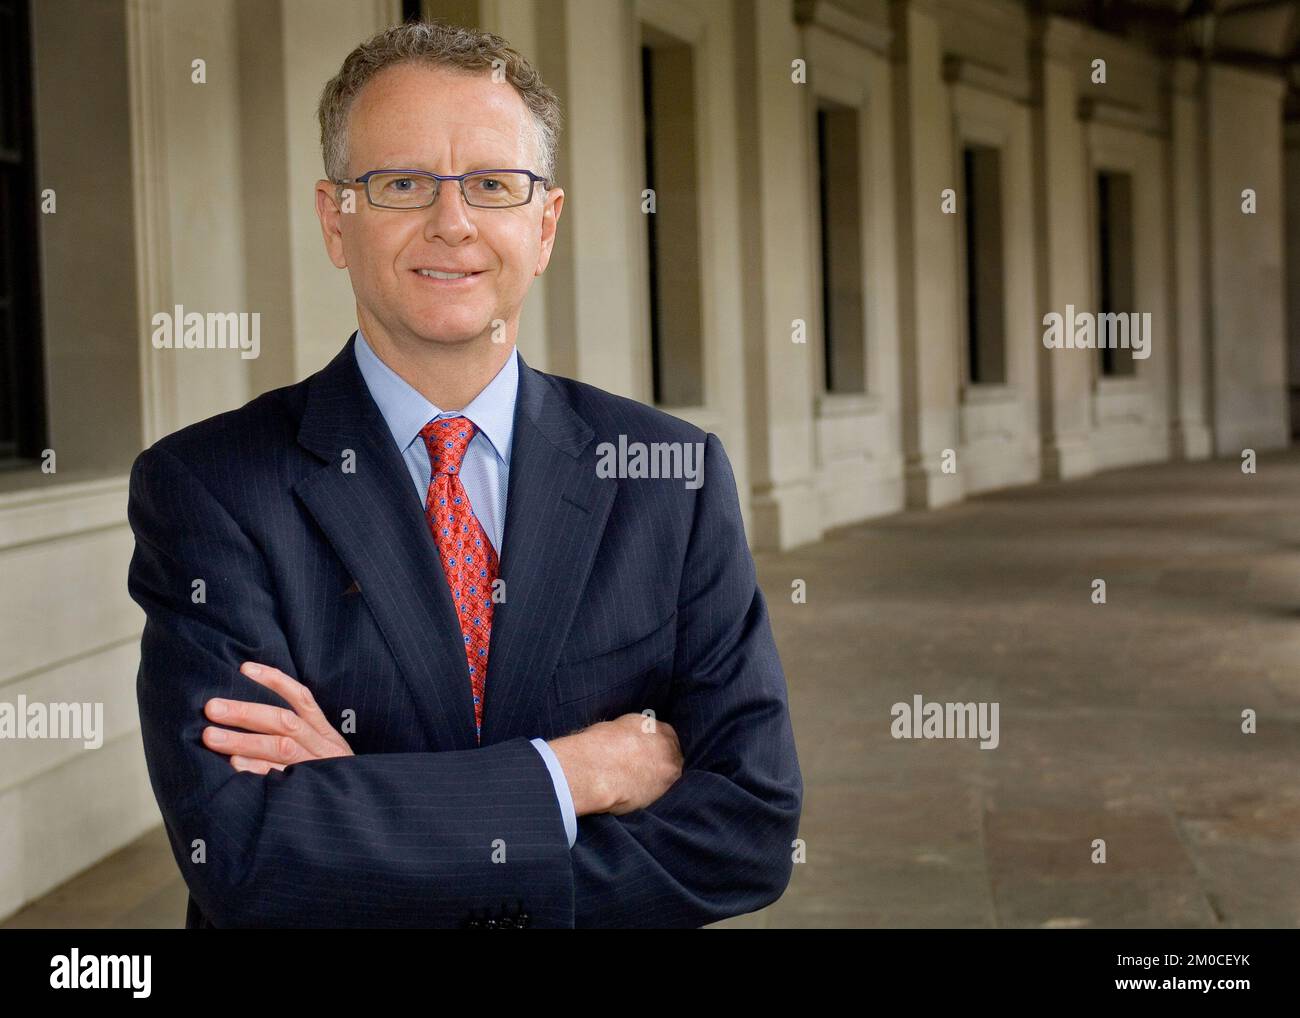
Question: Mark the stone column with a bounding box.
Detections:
[890,0,963,507]
[731,0,823,549]
[1028,14,1095,480]
[1165,58,1213,460]
[532,0,648,398]
[1204,64,1290,454]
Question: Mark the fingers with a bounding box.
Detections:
[230,755,286,774]
[198,661,353,768]
[203,694,339,760]
[239,662,338,741]
[202,724,310,766]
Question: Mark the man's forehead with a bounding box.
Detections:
[361,126,531,169]
[355,63,526,122]
[350,65,532,160]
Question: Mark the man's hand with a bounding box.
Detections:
[547,713,683,817]
[202,661,354,774]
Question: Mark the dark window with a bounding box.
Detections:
[640,35,703,408]
[962,143,1005,385]
[816,102,866,394]
[1097,169,1136,377]
[0,0,47,467]
[641,45,663,404]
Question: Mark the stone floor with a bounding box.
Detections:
[7,448,1299,928]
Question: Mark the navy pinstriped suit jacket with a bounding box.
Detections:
[127,332,803,928]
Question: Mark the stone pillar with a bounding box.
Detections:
[1204,65,1290,454]
[1165,58,1213,460]
[890,0,963,507]
[1028,15,1095,481]
[731,0,822,549]
[532,0,647,398]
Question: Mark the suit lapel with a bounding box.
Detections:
[292,333,618,750]
[293,333,477,750]
[478,353,617,744]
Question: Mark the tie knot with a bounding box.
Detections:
[420,416,477,475]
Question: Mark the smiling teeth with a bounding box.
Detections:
[418,269,472,279]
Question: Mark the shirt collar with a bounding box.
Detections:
[353,327,518,467]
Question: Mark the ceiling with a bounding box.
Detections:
[1047,0,1300,112]
[1047,0,1299,65]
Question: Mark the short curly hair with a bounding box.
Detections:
[317,19,561,187]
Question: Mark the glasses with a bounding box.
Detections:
[333,168,549,209]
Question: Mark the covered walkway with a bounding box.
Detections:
[736,448,1300,927]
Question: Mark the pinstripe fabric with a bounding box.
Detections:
[128,331,802,928]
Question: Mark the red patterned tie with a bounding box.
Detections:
[419,416,498,743]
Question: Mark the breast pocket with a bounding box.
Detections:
[550,612,677,715]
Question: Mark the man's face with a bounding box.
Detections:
[315,62,563,352]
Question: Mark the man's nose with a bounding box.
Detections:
[422,180,475,240]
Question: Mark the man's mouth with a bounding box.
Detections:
[414,268,484,281]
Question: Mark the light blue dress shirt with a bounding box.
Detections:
[353,328,578,849]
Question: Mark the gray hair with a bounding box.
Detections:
[317,20,561,187]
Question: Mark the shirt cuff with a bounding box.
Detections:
[530,737,577,849]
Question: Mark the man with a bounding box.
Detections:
[128,20,801,929]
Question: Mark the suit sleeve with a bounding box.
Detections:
[128,443,574,928]
[568,432,804,926]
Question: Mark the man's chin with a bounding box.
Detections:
[404,320,490,348]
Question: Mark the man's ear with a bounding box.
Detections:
[315,179,350,269]
[534,186,564,277]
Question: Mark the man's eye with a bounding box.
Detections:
[389,178,415,191]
